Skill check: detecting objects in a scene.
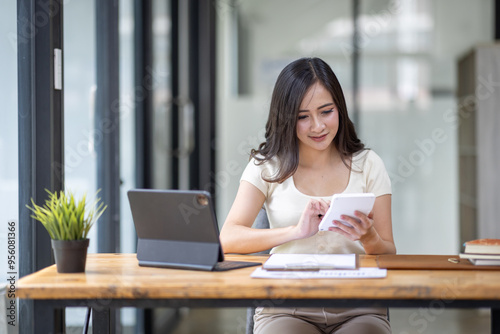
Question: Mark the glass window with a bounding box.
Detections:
[119,0,137,329]
[358,0,493,254]
[63,0,98,240]
[152,0,173,189]
[0,0,18,284]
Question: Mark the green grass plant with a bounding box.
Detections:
[27,189,107,241]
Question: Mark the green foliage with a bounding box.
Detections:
[26,189,107,241]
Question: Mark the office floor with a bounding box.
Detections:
[169,308,491,334]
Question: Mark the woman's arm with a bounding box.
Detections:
[219,180,328,254]
[329,194,396,255]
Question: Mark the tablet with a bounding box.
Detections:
[318,193,375,231]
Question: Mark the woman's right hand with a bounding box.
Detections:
[221,181,330,254]
[293,199,330,240]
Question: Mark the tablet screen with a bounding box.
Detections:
[318,193,375,231]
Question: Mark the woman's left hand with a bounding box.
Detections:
[328,210,379,245]
[327,194,395,255]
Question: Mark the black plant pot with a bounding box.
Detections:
[51,239,90,273]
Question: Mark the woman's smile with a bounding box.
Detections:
[309,133,328,142]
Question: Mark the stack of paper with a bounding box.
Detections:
[251,267,387,279]
[251,254,387,279]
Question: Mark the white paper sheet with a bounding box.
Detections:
[251,267,387,279]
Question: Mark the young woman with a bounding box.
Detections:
[220,57,396,334]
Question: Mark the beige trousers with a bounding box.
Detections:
[254,307,391,334]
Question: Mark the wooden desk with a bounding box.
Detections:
[17,254,500,333]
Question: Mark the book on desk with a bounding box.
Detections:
[459,238,500,266]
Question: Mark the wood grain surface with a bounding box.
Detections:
[16,253,500,301]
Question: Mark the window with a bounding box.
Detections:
[0,0,18,284]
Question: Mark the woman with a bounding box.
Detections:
[220,57,395,334]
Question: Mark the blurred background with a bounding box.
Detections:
[216,0,493,256]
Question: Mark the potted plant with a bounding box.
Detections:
[27,189,107,273]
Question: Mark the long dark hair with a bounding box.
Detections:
[251,57,364,183]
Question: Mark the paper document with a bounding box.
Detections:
[251,267,387,279]
[262,253,358,271]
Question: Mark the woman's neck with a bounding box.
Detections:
[298,145,341,170]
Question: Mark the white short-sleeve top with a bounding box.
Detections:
[240,149,392,254]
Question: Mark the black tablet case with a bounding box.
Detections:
[128,189,225,271]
